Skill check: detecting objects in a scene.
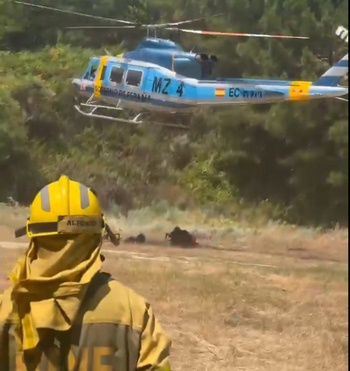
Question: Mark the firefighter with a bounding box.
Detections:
[0,175,171,370]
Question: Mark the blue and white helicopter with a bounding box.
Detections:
[14,1,349,128]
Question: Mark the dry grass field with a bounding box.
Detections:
[0,206,348,371]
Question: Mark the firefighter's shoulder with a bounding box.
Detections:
[82,272,152,331]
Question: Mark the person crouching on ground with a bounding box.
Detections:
[0,175,172,370]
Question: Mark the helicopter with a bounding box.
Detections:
[12,1,349,129]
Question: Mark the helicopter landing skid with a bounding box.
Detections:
[74,102,189,129]
[74,103,143,125]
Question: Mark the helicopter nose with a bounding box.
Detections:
[71,78,82,90]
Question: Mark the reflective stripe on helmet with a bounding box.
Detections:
[80,184,90,209]
[40,182,91,213]
[40,186,51,212]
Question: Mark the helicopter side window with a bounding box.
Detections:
[110,67,124,84]
[125,69,143,87]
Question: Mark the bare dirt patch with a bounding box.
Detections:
[0,224,348,371]
[0,226,18,242]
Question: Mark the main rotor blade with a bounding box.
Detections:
[151,13,224,28]
[12,1,137,25]
[65,26,138,30]
[171,28,309,40]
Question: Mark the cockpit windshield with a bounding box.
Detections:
[83,59,99,81]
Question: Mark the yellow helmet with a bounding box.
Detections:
[18,175,104,238]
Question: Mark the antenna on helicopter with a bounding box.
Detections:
[12,1,310,40]
[190,44,198,53]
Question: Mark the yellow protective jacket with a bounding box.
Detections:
[0,272,172,371]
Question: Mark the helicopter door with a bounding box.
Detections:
[107,64,126,87]
[106,64,146,96]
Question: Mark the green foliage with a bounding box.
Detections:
[179,156,235,204]
[0,0,348,226]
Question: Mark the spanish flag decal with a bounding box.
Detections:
[215,88,226,97]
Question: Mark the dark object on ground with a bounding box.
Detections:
[104,223,121,246]
[165,226,199,248]
[125,233,146,244]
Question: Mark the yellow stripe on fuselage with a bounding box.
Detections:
[94,55,109,98]
[289,81,312,101]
